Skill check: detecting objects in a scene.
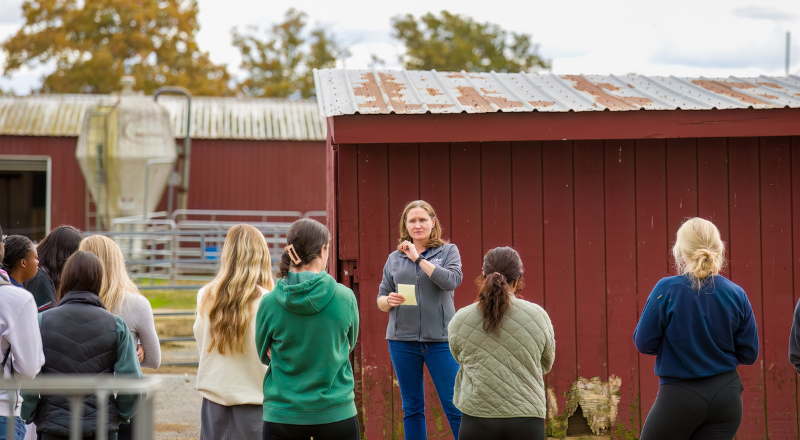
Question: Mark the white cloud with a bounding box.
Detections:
[0,0,24,24]
[5,0,800,94]
[732,5,800,22]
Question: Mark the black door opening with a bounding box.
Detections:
[0,170,47,241]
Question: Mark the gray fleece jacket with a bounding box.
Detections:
[378,243,463,342]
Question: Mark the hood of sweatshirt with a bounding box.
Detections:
[274,271,336,315]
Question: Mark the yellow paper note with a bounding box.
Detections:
[398,284,417,306]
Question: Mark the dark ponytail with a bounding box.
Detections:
[2,235,34,272]
[476,247,525,334]
[277,219,331,279]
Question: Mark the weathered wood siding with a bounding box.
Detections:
[330,137,800,440]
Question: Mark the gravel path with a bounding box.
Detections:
[152,374,201,440]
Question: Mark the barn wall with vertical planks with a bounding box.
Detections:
[332,137,800,440]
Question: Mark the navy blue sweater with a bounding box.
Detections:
[633,275,759,384]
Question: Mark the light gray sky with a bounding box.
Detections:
[1,0,800,94]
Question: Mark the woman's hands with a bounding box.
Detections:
[398,241,420,261]
[137,344,145,364]
[399,240,436,278]
[386,292,406,307]
[378,292,406,312]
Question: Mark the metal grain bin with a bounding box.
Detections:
[76,77,176,229]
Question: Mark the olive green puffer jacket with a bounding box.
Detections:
[448,294,555,418]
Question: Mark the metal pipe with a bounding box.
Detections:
[134,393,155,440]
[787,31,792,77]
[154,87,192,214]
[69,395,83,440]
[1,377,162,440]
[96,390,108,440]
[142,158,175,220]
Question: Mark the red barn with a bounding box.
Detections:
[0,95,327,239]
[315,69,800,439]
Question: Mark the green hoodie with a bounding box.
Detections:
[255,271,359,425]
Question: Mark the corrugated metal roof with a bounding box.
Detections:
[313,69,800,116]
[0,94,326,141]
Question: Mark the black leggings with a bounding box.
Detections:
[262,415,360,440]
[640,370,743,440]
[458,414,545,440]
[117,416,132,440]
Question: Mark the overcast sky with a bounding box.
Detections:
[1,0,800,94]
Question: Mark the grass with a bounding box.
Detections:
[134,277,206,309]
[140,289,198,310]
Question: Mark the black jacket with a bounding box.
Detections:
[27,292,139,437]
[22,268,56,312]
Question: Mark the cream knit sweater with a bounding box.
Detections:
[448,294,555,418]
[194,287,269,406]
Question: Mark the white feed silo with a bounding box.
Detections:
[76,77,177,230]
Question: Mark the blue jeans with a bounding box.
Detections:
[388,340,461,440]
[0,417,25,440]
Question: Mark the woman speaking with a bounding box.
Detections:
[377,200,463,439]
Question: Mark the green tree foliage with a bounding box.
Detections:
[2,0,230,95]
[391,11,550,72]
[233,8,348,98]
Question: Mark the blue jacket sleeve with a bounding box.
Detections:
[734,295,759,366]
[114,316,143,424]
[633,282,665,356]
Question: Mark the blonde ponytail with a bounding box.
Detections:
[672,218,725,289]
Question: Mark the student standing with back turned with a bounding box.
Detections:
[0,225,45,440]
[23,226,83,312]
[634,218,759,440]
[194,225,274,440]
[21,251,142,440]
[255,219,359,440]
[80,235,161,440]
[449,247,555,440]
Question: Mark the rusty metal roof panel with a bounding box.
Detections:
[314,69,800,116]
[0,95,326,140]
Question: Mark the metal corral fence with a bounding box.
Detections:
[89,209,325,290]
[0,376,161,440]
[85,209,325,367]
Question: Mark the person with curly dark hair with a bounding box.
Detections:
[0,224,45,440]
[1,236,38,289]
[23,226,82,311]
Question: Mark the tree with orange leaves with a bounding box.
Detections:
[2,0,231,95]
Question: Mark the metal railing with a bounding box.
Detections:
[86,209,325,289]
[154,310,199,367]
[0,376,161,440]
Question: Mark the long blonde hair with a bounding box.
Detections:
[200,224,275,354]
[672,217,726,289]
[79,235,140,312]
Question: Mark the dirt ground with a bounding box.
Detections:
[149,312,202,439]
[150,373,201,440]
